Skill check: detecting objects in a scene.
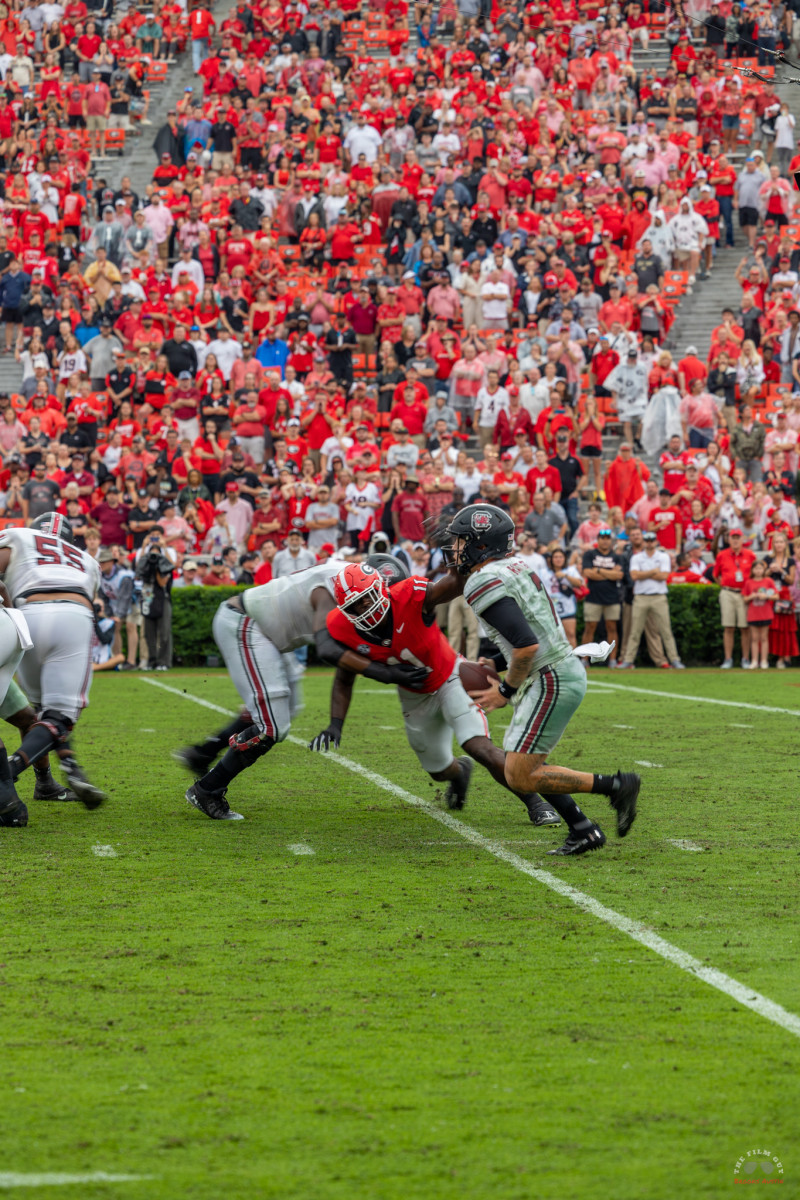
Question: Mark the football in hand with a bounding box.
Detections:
[459,658,501,696]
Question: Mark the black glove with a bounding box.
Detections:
[308,719,343,753]
[364,661,429,689]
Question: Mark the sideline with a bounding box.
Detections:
[142,676,800,1042]
[587,680,800,717]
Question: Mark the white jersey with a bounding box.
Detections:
[242,561,340,652]
[464,554,573,676]
[0,527,101,604]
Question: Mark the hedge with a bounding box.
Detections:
[171,583,727,666]
[576,584,725,667]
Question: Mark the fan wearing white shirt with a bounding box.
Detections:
[479,270,511,331]
[474,369,509,448]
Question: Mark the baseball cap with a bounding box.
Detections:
[729,527,743,536]
[642,531,657,541]
[225,482,238,492]
[178,371,192,380]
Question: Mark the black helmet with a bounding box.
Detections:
[445,504,515,575]
[365,552,409,587]
[29,512,74,544]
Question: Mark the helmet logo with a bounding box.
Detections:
[471,511,492,532]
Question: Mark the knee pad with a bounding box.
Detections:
[227,729,275,769]
[40,710,74,742]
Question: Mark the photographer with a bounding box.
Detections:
[135,527,174,672]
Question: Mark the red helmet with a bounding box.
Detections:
[333,562,390,632]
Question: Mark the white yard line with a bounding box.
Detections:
[667,839,706,852]
[91,845,117,858]
[634,761,664,769]
[287,843,315,856]
[143,677,800,1042]
[588,680,800,718]
[0,1174,153,1189]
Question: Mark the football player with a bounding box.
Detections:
[174,554,431,821]
[309,558,563,827]
[445,503,641,856]
[0,513,107,810]
[1,679,76,802]
[0,586,37,826]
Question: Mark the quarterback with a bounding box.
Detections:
[446,503,641,855]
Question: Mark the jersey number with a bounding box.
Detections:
[35,535,85,573]
[529,571,560,625]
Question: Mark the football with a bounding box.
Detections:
[459,658,501,695]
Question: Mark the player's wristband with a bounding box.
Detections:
[498,679,518,700]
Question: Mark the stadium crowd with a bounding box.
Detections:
[0,0,798,668]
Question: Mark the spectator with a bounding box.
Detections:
[618,532,685,670]
[713,528,756,668]
[581,528,623,666]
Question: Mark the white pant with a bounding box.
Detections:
[399,662,488,773]
[15,601,94,721]
[176,417,200,443]
[212,602,301,742]
[0,608,25,713]
[236,435,266,465]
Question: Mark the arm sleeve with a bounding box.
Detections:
[480,596,539,649]
[313,625,349,666]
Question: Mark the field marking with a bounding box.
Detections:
[667,839,705,853]
[91,844,117,858]
[612,724,634,729]
[0,1174,154,1188]
[143,677,800,1042]
[587,680,800,718]
[729,723,753,728]
[287,843,315,856]
[634,760,664,769]
[139,728,156,733]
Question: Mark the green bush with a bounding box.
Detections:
[173,584,726,666]
[172,586,245,663]
[577,584,725,666]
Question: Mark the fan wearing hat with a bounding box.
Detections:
[617,531,685,670]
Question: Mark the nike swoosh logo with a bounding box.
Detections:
[397,623,405,633]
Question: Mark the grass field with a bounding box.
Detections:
[0,667,798,1199]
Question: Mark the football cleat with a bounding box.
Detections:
[186,782,243,821]
[33,774,76,802]
[444,756,473,810]
[522,795,562,826]
[172,746,213,775]
[0,784,28,827]
[609,771,640,838]
[547,823,606,856]
[60,758,107,809]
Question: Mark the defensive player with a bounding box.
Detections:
[0,513,107,809]
[174,555,429,821]
[445,503,640,856]
[309,559,563,826]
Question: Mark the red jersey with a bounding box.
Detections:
[326,576,455,694]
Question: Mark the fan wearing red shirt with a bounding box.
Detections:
[648,489,683,552]
[389,389,428,439]
[526,449,563,499]
[328,215,361,263]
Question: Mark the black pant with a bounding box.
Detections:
[144,601,171,668]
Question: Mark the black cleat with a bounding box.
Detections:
[548,823,606,856]
[186,782,243,821]
[522,795,562,826]
[609,771,640,837]
[33,774,77,802]
[0,784,28,827]
[60,759,107,810]
[444,756,473,810]
[172,746,213,775]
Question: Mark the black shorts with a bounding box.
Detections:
[2,306,21,323]
[739,206,759,227]
[770,212,788,227]
[749,618,772,627]
[594,384,611,398]
[580,445,602,458]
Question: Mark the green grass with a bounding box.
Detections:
[1,668,798,1199]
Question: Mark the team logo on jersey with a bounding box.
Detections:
[471,511,492,532]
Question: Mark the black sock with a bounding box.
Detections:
[591,773,618,796]
[12,725,57,777]
[201,739,274,792]
[0,743,12,785]
[195,717,250,763]
[541,793,592,831]
[33,762,52,780]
